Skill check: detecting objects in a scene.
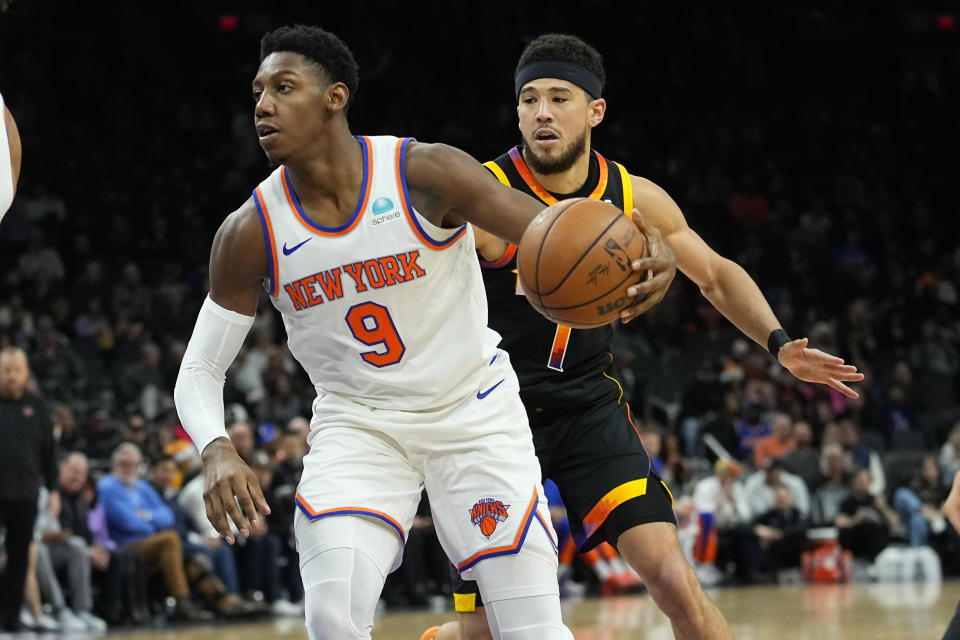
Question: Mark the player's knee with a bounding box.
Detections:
[485,594,571,640]
[304,579,369,640]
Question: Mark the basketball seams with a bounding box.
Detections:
[537,206,626,297]
[538,217,646,311]
[528,197,584,321]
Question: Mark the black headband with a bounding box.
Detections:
[514,60,603,100]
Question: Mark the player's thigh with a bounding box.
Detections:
[549,399,676,551]
[424,406,556,589]
[297,421,423,573]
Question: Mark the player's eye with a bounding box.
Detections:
[522,97,535,104]
[553,97,567,103]
[252,90,262,102]
[278,83,293,93]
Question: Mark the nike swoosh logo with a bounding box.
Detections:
[476,379,505,400]
[282,238,312,255]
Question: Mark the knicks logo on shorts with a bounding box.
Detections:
[470,497,510,538]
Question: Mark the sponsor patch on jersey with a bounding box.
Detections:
[371,197,401,226]
[23,406,34,417]
[470,497,510,539]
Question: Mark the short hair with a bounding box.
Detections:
[111,442,142,466]
[516,34,606,90]
[260,25,359,108]
[60,452,88,470]
[151,454,176,468]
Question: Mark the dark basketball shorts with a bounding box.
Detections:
[449,396,676,612]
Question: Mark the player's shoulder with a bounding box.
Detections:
[213,197,265,253]
[403,140,479,185]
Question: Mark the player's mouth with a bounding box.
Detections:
[256,123,279,143]
[533,128,560,150]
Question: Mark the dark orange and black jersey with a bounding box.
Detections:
[482,146,635,409]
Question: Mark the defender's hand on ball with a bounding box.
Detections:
[777,337,865,399]
[201,437,271,544]
[619,210,676,324]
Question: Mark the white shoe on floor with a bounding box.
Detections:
[58,608,88,632]
[271,598,304,617]
[34,611,60,631]
[19,609,36,629]
[78,610,108,632]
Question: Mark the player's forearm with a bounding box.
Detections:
[174,296,254,454]
[699,258,782,350]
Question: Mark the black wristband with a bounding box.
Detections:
[767,329,791,360]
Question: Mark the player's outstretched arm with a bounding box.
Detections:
[630,174,863,398]
[1,105,21,221]
[174,201,271,544]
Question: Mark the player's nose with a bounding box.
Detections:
[535,99,554,121]
[255,93,275,117]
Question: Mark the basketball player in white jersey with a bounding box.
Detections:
[0,90,22,221]
[173,25,675,640]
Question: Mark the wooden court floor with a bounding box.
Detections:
[44,581,960,639]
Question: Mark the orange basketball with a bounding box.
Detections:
[517,198,649,329]
[480,515,497,537]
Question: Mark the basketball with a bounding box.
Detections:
[479,515,497,537]
[517,198,649,329]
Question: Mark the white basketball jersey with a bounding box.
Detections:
[253,135,500,410]
[0,90,13,219]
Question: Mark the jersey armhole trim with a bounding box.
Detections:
[478,243,517,269]
[615,162,633,215]
[252,188,279,297]
[396,137,468,250]
[483,160,511,187]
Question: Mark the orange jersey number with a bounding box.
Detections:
[345,302,405,367]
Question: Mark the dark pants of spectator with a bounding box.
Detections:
[276,533,303,602]
[943,599,960,640]
[0,497,38,631]
[94,545,149,625]
[235,534,281,602]
[839,523,889,560]
[127,529,189,599]
[737,529,807,579]
[183,541,240,594]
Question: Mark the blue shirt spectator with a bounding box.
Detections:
[97,445,174,546]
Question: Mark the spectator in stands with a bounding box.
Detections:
[893,455,949,547]
[149,456,262,618]
[835,467,899,560]
[939,421,960,479]
[811,444,850,526]
[227,420,255,461]
[691,458,750,585]
[97,443,211,622]
[753,412,796,469]
[781,420,820,492]
[735,401,771,462]
[741,484,807,581]
[743,458,810,520]
[839,419,886,496]
[33,486,106,631]
[57,452,146,625]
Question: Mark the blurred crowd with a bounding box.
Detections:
[0,1,958,629]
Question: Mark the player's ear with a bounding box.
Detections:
[327,82,350,112]
[588,98,606,128]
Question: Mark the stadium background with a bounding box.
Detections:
[1,0,959,634]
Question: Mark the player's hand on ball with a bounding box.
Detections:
[777,337,865,398]
[620,210,677,323]
[201,437,271,544]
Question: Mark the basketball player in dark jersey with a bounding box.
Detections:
[424,34,863,640]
